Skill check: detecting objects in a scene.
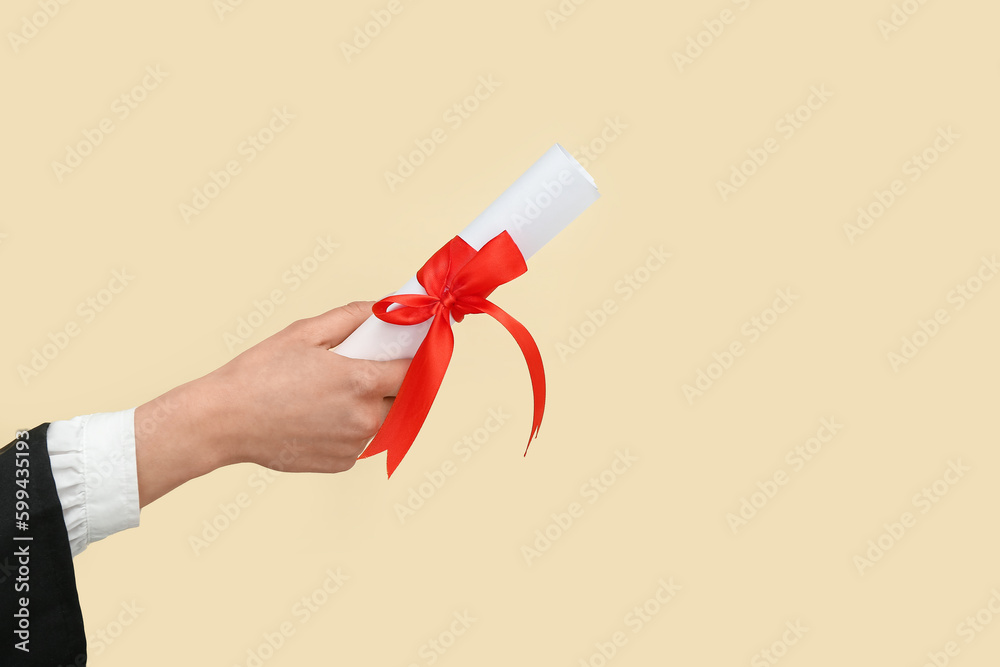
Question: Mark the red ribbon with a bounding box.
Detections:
[358,231,546,478]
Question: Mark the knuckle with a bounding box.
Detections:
[337,402,382,441]
[354,408,383,440]
[347,362,380,396]
[282,318,312,340]
[344,300,374,317]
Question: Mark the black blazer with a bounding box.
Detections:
[1,424,87,666]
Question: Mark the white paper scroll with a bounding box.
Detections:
[333,143,600,361]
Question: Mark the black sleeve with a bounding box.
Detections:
[1,424,88,666]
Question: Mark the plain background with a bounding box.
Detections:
[3,0,999,665]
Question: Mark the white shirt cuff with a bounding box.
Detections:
[48,409,141,558]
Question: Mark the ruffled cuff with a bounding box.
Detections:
[48,409,140,557]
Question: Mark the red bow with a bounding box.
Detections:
[358,231,546,478]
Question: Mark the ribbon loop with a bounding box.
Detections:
[360,231,546,478]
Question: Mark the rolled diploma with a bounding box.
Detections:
[334,143,600,361]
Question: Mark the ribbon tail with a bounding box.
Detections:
[359,314,455,478]
[474,300,546,456]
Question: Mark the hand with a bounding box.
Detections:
[134,301,410,507]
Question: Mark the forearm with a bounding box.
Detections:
[134,378,231,508]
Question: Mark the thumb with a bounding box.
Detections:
[307,301,376,348]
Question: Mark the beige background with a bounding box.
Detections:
[3,0,999,665]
